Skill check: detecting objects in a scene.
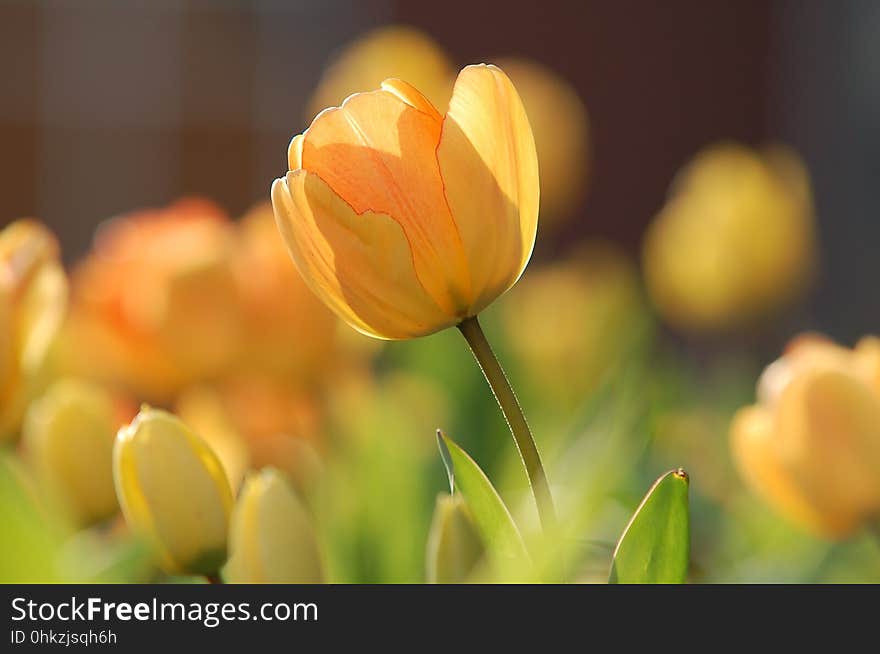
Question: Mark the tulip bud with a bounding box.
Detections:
[425,494,484,583]
[225,468,323,584]
[113,407,232,575]
[731,334,880,538]
[23,379,119,525]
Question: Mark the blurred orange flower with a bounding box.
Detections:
[272,64,539,339]
[643,143,816,331]
[0,220,68,440]
[62,198,242,401]
[231,202,340,384]
[731,334,880,538]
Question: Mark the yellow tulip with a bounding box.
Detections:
[0,220,68,440]
[113,406,233,575]
[494,57,590,228]
[225,468,323,584]
[730,334,880,538]
[643,143,815,331]
[272,64,539,340]
[425,493,484,583]
[306,25,454,120]
[22,379,119,525]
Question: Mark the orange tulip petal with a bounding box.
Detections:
[271,170,454,339]
[775,370,880,521]
[437,64,539,313]
[300,87,471,316]
[730,405,844,536]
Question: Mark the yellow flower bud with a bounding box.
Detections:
[0,220,68,440]
[22,379,119,525]
[730,334,880,538]
[113,407,233,575]
[225,468,323,584]
[643,143,815,331]
[425,494,484,583]
[272,64,539,340]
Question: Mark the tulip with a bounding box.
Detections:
[643,143,815,331]
[730,334,880,538]
[306,25,454,120]
[114,407,233,575]
[425,493,484,583]
[273,63,555,529]
[62,198,241,401]
[0,220,68,440]
[272,63,538,340]
[22,379,119,525]
[225,468,323,584]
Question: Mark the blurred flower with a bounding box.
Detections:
[232,202,341,383]
[730,334,880,538]
[114,406,232,575]
[425,493,484,583]
[643,143,815,331]
[501,241,648,408]
[306,25,454,119]
[62,198,241,401]
[22,378,124,525]
[225,467,323,583]
[272,64,539,339]
[494,57,590,228]
[175,379,323,492]
[0,220,68,440]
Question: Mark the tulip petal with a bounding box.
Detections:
[300,87,471,316]
[730,405,837,536]
[437,64,539,313]
[775,370,880,531]
[272,170,455,339]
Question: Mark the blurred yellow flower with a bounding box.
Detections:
[306,25,454,120]
[22,378,122,525]
[272,64,539,339]
[114,406,233,575]
[225,468,323,583]
[175,379,323,492]
[425,493,484,583]
[501,241,648,407]
[0,220,68,440]
[643,143,815,331]
[62,198,241,401]
[730,334,880,538]
[494,57,590,228]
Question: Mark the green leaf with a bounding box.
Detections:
[436,431,528,565]
[609,468,690,584]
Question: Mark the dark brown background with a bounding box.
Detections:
[1,0,877,339]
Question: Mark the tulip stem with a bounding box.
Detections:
[457,315,556,531]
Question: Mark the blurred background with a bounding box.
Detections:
[1,0,880,583]
[3,0,879,337]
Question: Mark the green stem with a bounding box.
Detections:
[457,315,556,531]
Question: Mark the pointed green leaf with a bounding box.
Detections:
[436,431,528,564]
[609,468,690,584]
